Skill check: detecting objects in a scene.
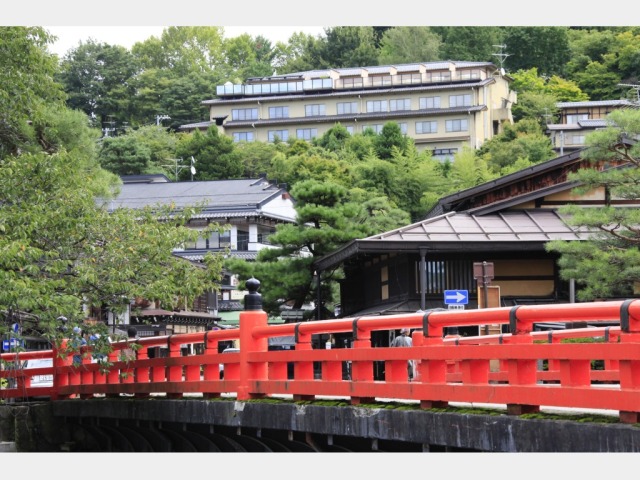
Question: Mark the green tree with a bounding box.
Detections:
[546,109,640,300]
[98,135,152,175]
[57,40,139,129]
[0,149,224,348]
[478,119,555,173]
[373,122,409,159]
[272,32,324,74]
[132,26,225,76]
[317,27,379,68]
[124,125,178,173]
[503,27,571,76]
[449,146,497,190]
[224,180,380,317]
[174,126,243,181]
[0,27,65,156]
[223,34,275,80]
[377,27,441,64]
[571,61,621,101]
[432,26,501,62]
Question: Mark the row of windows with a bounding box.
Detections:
[184,230,274,251]
[230,95,473,122]
[233,119,469,143]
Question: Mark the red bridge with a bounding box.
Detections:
[3,288,640,428]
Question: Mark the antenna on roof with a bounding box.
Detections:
[492,44,510,75]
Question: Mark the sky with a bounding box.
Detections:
[7,1,640,59]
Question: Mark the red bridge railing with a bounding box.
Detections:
[2,282,640,423]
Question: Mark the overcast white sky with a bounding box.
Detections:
[10,0,637,53]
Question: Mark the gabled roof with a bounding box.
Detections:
[556,99,635,108]
[314,209,594,271]
[103,177,295,222]
[427,148,587,218]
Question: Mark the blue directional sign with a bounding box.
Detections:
[2,338,23,351]
[444,290,469,305]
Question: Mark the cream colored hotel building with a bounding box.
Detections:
[181,61,517,162]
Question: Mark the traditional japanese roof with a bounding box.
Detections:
[102,177,295,222]
[314,209,595,271]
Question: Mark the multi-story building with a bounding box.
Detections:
[546,99,636,155]
[180,61,517,162]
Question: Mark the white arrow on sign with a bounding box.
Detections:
[445,291,467,303]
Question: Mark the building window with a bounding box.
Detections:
[371,75,393,87]
[397,73,422,85]
[414,259,475,295]
[341,77,364,89]
[236,230,249,251]
[337,102,358,115]
[209,231,231,249]
[432,148,457,161]
[566,113,589,124]
[231,108,258,121]
[398,122,408,134]
[571,135,586,145]
[233,131,254,142]
[449,94,472,107]
[305,104,326,116]
[363,124,383,134]
[389,99,411,111]
[269,106,289,119]
[445,119,468,132]
[366,100,388,113]
[345,125,354,134]
[416,121,437,134]
[419,96,441,109]
[296,128,318,140]
[268,130,289,142]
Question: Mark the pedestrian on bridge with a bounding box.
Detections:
[391,328,415,381]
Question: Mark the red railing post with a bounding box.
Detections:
[350,319,375,405]
[618,299,640,423]
[106,349,120,398]
[292,327,315,401]
[167,336,183,399]
[505,306,539,415]
[52,340,72,400]
[237,278,268,401]
[79,346,94,399]
[418,313,449,409]
[134,345,150,398]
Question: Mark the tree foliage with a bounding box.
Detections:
[174,126,243,180]
[57,40,139,129]
[225,179,408,317]
[1,30,225,356]
[377,27,441,64]
[546,110,640,300]
[0,27,65,156]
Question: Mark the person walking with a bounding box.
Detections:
[391,328,415,380]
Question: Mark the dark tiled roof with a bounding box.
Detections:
[103,178,288,213]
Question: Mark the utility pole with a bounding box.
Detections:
[162,156,196,182]
[492,44,510,75]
